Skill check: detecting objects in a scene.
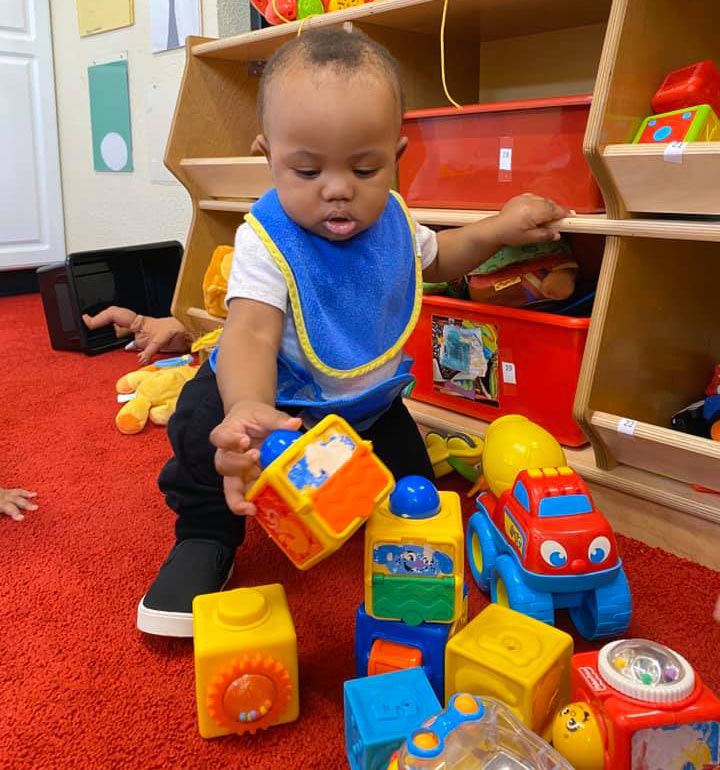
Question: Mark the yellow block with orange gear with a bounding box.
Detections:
[115,363,197,434]
[193,584,299,739]
[444,603,573,741]
[246,414,394,570]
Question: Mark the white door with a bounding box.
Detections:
[0,0,65,270]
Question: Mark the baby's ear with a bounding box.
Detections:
[252,134,270,161]
[395,135,409,161]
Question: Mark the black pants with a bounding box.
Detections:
[158,361,434,549]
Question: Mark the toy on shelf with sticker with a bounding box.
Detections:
[247,414,394,570]
[355,587,468,701]
[250,0,375,26]
[632,105,720,144]
[652,60,720,117]
[344,667,441,770]
[387,693,573,769]
[364,476,464,626]
[424,432,483,486]
[671,364,720,443]
[467,463,632,641]
[445,604,573,741]
[552,639,720,770]
[192,584,299,739]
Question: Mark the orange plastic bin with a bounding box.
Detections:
[404,296,590,447]
[398,95,604,213]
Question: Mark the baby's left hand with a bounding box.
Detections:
[0,488,38,521]
[493,194,572,247]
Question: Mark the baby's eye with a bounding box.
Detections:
[294,169,320,179]
[354,168,378,178]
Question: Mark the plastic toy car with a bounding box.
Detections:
[467,466,632,640]
[386,693,572,769]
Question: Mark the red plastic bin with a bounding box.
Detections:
[404,296,590,447]
[397,95,604,213]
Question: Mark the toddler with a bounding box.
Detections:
[137,27,570,636]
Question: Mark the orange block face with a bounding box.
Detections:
[368,639,423,676]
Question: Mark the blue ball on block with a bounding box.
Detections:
[259,429,303,469]
[389,476,440,520]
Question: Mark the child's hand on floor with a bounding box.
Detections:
[492,194,572,247]
[0,488,38,521]
[211,402,301,516]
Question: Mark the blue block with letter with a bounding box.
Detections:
[344,667,441,770]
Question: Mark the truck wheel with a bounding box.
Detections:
[492,554,555,626]
[569,566,633,640]
[467,512,498,593]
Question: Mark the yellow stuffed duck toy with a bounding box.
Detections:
[115,361,198,435]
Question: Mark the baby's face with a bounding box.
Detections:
[258,66,405,241]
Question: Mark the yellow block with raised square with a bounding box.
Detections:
[445,604,573,740]
[193,584,299,739]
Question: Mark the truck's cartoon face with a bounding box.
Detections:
[500,474,619,576]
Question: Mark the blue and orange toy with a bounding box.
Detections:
[467,466,632,640]
[344,667,441,770]
[364,477,464,626]
[387,694,572,769]
[633,105,720,144]
[192,584,299,738]
[552,639,720,770]
[247,414,394,569]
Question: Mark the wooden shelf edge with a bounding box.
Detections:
[406,399,720,525]
[198,199,253,213]
[603,142,720,159]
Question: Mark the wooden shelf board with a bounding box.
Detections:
[196,197,720,240]
[406,399,720,526]
[192,0,612,61]
[186,307,226,331]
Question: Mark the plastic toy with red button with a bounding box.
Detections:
[246,414,394,569]
[386,693,573,769]
[633,59,720,144]
[671,363,720,444]
[466,414,632,640]
[192,584,298,738]
[551,639,720,770]
[250,0,375,26]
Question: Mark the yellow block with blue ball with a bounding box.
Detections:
[444,603,573,741]
[247,414,394,570]
[193,584,299,739]
[364,476,464,626]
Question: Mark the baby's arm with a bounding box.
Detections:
[423,194,571,284]
[210,299,300,515]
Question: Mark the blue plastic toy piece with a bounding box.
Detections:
[344,668,441,770]
[355,603,450,701]
[152,354,194,368]
[389,476,440,519]
[258,429,303,469]
[406,693,485,760]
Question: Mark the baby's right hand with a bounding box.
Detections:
[210,402,301,516]
[0,488,38,521]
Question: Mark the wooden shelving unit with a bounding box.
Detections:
[165,0,719,566]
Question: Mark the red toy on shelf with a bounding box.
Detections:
[652,59,720,117]
[552,639,720,770]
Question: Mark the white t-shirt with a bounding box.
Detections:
[225,216,438,401]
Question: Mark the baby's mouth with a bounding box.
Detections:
[323,213,357,237]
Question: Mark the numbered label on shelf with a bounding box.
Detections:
[499,147,513,171]
[501,361,517,385]
[663,141,686,164]
[617,417,637,436]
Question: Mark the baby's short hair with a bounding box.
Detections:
[257,27,405,132]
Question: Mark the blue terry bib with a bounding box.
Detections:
[211,189,422,427]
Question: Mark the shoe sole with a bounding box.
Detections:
[136,563,235,638]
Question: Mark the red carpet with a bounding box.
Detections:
[1,293,719,768]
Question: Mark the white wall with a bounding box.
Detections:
[50,0,224,254]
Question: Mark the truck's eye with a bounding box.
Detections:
[588,536,611,564]
[540,540,568,567]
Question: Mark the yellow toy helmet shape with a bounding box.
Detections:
[482,415,566,497]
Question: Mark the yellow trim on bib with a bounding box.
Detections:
[245,191,423,379]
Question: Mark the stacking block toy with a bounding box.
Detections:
[552,639,720,770]
[444,604,573,740]
[652,59,720,117]
[364,476,464,626]
[355,592,468,701]
[344,668,441,770]
[387,694,573,770]
[247,414,394,569]
[193,584,299,738]
[633,104,720,144]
